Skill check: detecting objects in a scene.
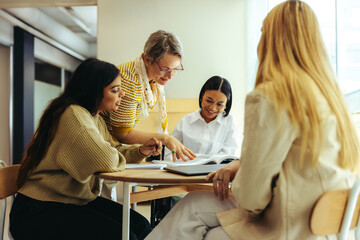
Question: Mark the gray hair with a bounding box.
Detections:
[144,30,183,63]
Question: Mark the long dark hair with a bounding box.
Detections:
[198,76,232,117]
[17,58,119,187]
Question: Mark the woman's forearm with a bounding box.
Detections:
[113,129,196,161]
[112,129,167,145]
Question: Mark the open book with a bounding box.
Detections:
[152,154,238,167]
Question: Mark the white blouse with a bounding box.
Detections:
[165,109,240,160]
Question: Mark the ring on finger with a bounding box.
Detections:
[217,177,223,181]
[172,150,176,154]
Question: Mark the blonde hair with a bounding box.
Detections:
[255,0,360,171]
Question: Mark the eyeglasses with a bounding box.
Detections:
[155,60,184,73]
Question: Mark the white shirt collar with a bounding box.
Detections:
[190,109,226,125]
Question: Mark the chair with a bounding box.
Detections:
[0,161,20,240]
[310,178,360,239]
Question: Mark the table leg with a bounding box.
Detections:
[131,186,137,210]
[123,182,131,240]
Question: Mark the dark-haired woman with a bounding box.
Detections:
[10,58,157,240]
[164,76,240,160]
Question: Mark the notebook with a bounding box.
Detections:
[125,163,167,169]
[164,164,228,176]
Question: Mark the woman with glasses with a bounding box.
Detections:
[145,1,360,239]
[101,30,196,162]
[100,30,196,200]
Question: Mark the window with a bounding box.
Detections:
[338,0,360,114]
[268,0,360,113]
[33,59,73,129]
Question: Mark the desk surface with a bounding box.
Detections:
[97,169,208,184]
[98,168,211,240]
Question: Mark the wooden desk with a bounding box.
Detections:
[97,169,210,240]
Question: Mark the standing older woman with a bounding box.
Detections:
[101,30,196,162]
[145,1,360,239]
[100,30,196,200]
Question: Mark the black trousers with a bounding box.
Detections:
[10,193,152,240]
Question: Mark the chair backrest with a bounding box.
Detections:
[0,163,20,240]
[0,164,20,199]
[310,178,360,240]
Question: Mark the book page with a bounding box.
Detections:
[154,154,238,167]
[195,154,238,163]
[153,157,218,167]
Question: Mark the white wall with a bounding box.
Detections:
[98,0,247,139]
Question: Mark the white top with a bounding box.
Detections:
[164,109,240,160]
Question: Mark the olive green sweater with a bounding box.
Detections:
[19,105,146,205]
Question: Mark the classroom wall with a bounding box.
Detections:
[0,44,10,165]
[0,18,12,166]
[97,0,247,140]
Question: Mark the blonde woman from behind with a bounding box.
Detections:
[145,1,360,239]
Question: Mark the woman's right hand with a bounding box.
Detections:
[163,135,197,162]
[205,160,240,200]
[139,137,162,157]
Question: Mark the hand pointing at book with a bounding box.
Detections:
[163,135,197,162]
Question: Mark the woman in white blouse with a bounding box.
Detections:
[164,76,240,160]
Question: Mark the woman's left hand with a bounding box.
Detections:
[139,138,163,157]
[205,160,240,200]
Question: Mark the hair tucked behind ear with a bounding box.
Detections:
[17,58,119,188]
